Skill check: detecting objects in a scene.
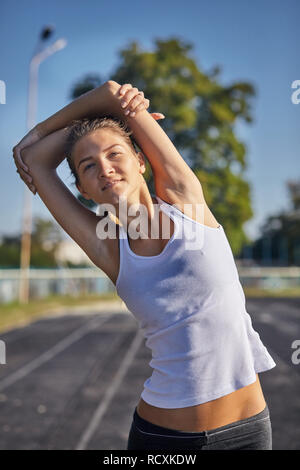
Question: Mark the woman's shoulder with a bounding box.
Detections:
[152,191,221,229]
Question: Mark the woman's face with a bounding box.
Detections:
[73,128,146,206]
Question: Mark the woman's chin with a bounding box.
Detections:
[98,189,127,206]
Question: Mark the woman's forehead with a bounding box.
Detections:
[73,129,128,159]
[81,128,125,147]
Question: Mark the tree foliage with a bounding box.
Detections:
[70,74,103,99]
[250,178,300,265]
[71,37,256,255]
[0,217,62,268]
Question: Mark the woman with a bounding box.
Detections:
[13,80,276,450]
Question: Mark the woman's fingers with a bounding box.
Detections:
[120,87,142,107]
[17,166,33,185]
[12,143,37,193]
[121,90,149,116]
[27,184,36,194]
[13,148,32,181]
[132,102,149,114]
[124,94,148,116]
[12,127,43,172]
[14,151,36,194]
[119,83,153,117]
[12,127,42,195]
[13,140,30,172]
[13,146,29,172]
[150,113,165,120]
[15,164,36,194]
[15,162,32,183]
[120,87,140,108]
[119,83,133,97]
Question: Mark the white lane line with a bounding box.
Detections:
[76,329,144,450]
[0,315,110,392]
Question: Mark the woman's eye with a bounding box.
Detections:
[84,163,95,171]
[110,152,119,157]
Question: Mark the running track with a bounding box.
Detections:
[0,297,299,450]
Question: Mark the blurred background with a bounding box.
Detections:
[0,0,299,451]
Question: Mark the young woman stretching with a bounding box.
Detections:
[13,80,276,450]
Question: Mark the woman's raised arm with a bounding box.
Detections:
[12,83,113,192]
[36,81,117,137]
[13,81,158,191]
[14,79,203,204]
[36,81,199,193]
[110,82,204,206]
[19,129,110,271]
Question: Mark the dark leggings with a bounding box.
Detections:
[127,404,272,450]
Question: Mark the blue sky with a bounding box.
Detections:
[0,0,299,241]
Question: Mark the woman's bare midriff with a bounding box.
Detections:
[136,374,266,432]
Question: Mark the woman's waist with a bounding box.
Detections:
[136,374,266,432]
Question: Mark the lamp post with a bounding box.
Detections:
[19,26,67,303]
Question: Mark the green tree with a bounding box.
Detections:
[30,217,63,267]
[251,178,300,266]
[0,235,21,268]
[70,37,255,255]
[287,179,300,210]
[70,74,103,99]
[0,217,63,268]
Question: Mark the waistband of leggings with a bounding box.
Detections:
[133,404,269,437]
[133,408,206,437]
[206,404,269,435]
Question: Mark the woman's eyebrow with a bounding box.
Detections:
[77,156,92,170]
[77,144,123,170]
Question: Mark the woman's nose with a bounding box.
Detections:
[97,161,114,179]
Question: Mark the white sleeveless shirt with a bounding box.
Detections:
[116,195,276,408]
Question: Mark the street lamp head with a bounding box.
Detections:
[40,25,55,41]
[52,38,67,52]
[31,37,67,67]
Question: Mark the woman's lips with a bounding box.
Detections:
[102,179,123,191]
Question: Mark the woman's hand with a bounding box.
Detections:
[119,83,165,120]
[12,125,44,194]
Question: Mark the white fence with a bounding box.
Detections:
[0,266,300,304]
[236,266,300,290]
[0,268,115,303]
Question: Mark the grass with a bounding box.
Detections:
[243,287,300,298]
[0,291,120,334]
[0,287,299,335]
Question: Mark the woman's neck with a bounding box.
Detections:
[113,189,159,238]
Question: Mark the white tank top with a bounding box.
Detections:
[116,195,276,408]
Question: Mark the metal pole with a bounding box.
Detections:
[18,58,39,303]
[18,38,67,304]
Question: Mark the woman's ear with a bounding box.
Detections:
[137,151,146,174]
